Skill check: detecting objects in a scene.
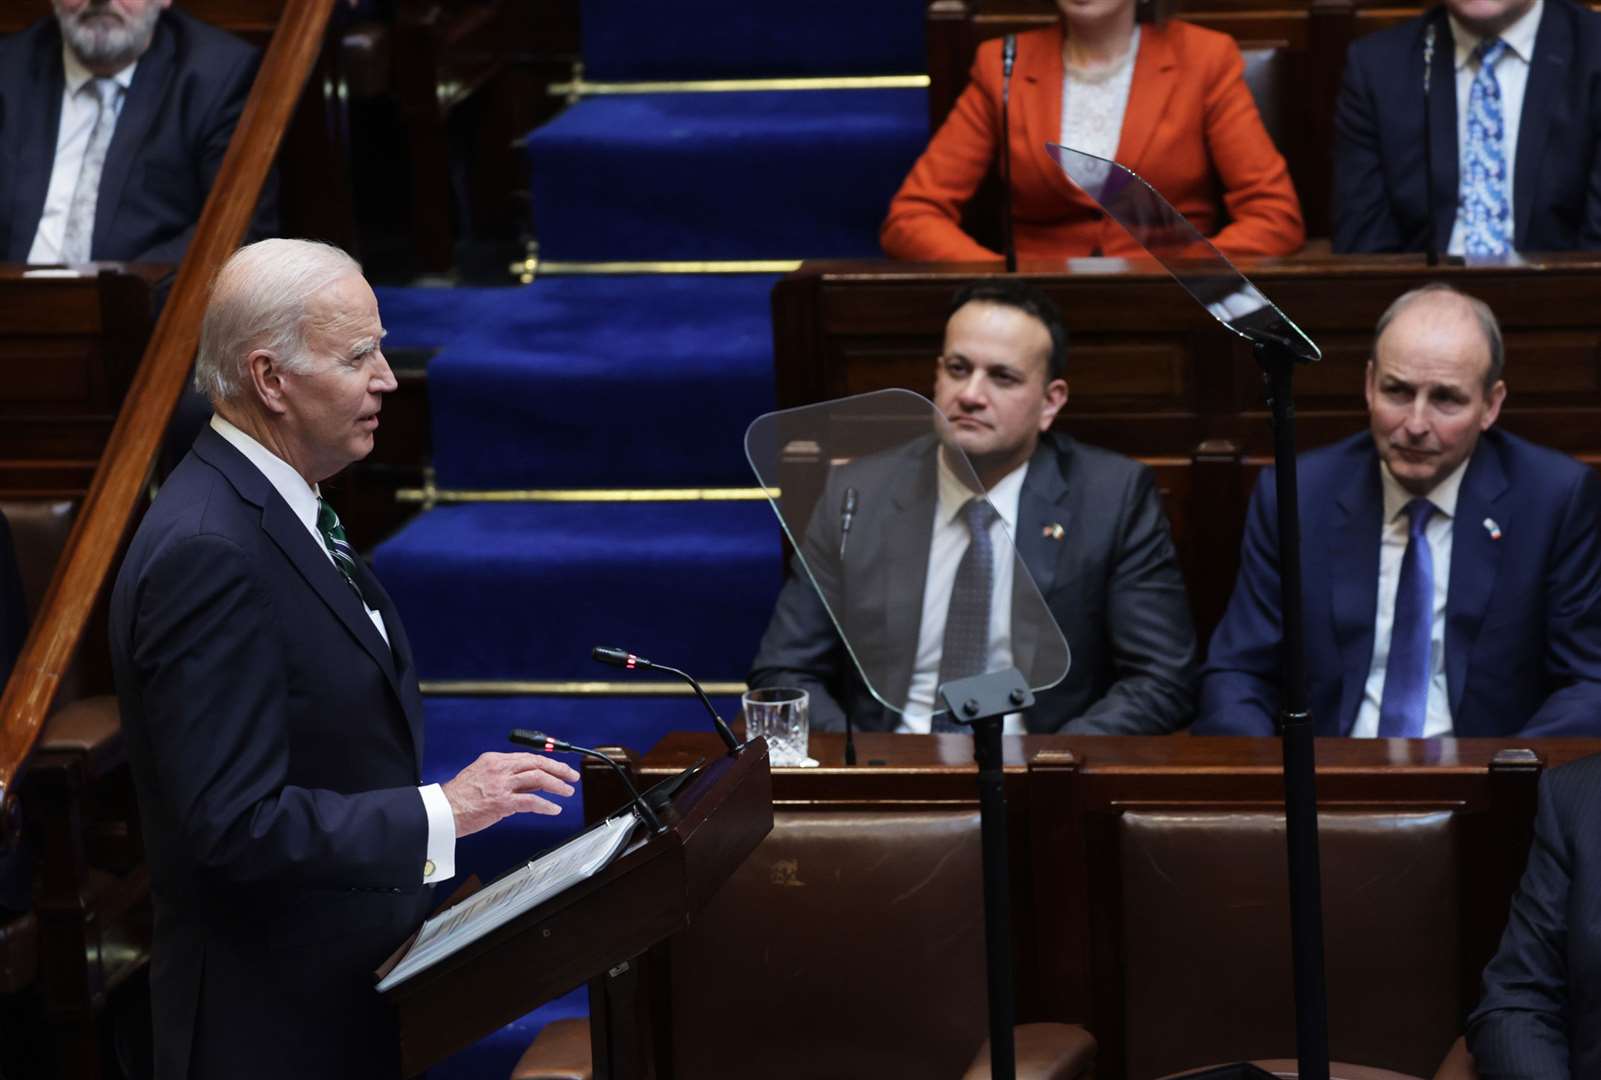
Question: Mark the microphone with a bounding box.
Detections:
[1421,16,1439,266]
[509,728,666,834]
[838,487,858,560]
[592,646,741,753]
[1000,33,1018,273]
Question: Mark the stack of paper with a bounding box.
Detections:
[379,813,639,991]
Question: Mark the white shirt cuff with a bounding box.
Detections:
[418,783,456,884]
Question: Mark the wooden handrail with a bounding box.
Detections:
[0,0,339,813]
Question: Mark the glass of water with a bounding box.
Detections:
[742,687,810,767]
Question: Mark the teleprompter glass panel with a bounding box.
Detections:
[744,389,1071,720]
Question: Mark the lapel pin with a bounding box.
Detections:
[1043,523,1065,541]
[1483,518,1502,541]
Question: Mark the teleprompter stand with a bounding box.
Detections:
[939,667,1036,1080]
[379,740,773,1078]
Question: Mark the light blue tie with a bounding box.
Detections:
[1378,499,1437,738]
[60,78,122,263]
[1460,38,1511,256]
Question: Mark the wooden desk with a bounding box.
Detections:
[0,265,164,502]
[587,732,1601,1078]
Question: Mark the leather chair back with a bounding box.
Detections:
[1240,47,1289,155]
[666,809,989,1078]
[1113,810,1460,1080]
[0,500,80,704]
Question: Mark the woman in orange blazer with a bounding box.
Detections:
[882,0,1305,261]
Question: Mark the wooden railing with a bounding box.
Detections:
[0,0,340,813]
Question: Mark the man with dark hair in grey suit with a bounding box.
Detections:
[747,279,1198,735]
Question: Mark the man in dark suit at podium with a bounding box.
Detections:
[110,239,580,1080]
[1469,753,1601,1074]
[748,279,1197,735]
[1332,0,1601,254]
[1198,284,1601,737]
[0,0,277,266]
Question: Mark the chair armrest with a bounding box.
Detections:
[511,1018,592,1080]
[36,695,123,779]
[1245,1060,1427,1080]
[962,1023,1097,1080]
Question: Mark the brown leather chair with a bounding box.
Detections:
[1029,751,1540,1080]
[1431,1037,1480,1080]
[514,804,1096,1079]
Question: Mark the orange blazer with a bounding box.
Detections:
[881,21,1305,261]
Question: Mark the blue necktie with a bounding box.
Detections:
[1378,498,1437,737]
[934,498,999,732]
[1461,38,1511,256]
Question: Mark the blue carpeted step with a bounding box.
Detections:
[527,90,927,261]
[372,286,520,353]
[372,500,783,683]
[581,0,927,80]
[426,274,779,489]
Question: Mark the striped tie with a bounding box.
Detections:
[316,498,363,599]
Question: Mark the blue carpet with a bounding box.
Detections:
[427,274,778,489]
[372,500,784,682]
[428,986,588,1080]
[580,0,927,80]
[526,90,928,261]
[372,286,519,353]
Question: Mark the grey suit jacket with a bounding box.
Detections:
[747,432,1197,734]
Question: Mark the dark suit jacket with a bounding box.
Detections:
[748,432,1198,734]
[0,9,277,265]
[1467,753,1601,1077]
[1197,429,1601,736]
[1332,0,1601,253]
[110,428,432,1080]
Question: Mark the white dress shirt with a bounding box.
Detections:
[209,415,456,882]
[1445,0,1542,256]
[897,455,1028,735]
[1351,458,1471,738]
[27,47,138,264]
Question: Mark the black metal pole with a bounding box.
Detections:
[971,714,1016,1080]
[1258,341,1331,1080]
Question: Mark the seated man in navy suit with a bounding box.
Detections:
[1469,753,1601,1074]
[1198,284,1601,737]
[0,0,276,265]
[1332,0,1601,255]
[110,239,580,1079]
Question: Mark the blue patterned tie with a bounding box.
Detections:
[1460,38,1511,256]
[934,498,1000,732]
[1378,498,1436,737]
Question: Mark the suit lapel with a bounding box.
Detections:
[8,30,66,261]
[94,18,175,254]
[194,430,407,710]
[1445,440,1507,718]
[878,449,938,711]
[1013,437,1071,682]
[1023,23,1085,208]
[351,557,423,759]
[1329,453,1383,735]
[1114,24,1177,177]
[1429,24,1459,253]
[1512,4,1566,246]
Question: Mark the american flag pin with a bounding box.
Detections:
[1484,518,1502,541]
[1043,523,1065,541]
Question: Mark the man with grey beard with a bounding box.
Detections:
[0,0,277,266]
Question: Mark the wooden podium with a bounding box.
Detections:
[383,740,773,1077]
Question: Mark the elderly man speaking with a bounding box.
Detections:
[110,239,579,1079]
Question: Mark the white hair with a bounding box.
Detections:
[194,239,363,406]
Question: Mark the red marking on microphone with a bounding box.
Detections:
[544,739,555,753]
[626,656,638,670]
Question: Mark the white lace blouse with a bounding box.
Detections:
[1059,26,1141,161]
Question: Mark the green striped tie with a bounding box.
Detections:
[316,498,362,599]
